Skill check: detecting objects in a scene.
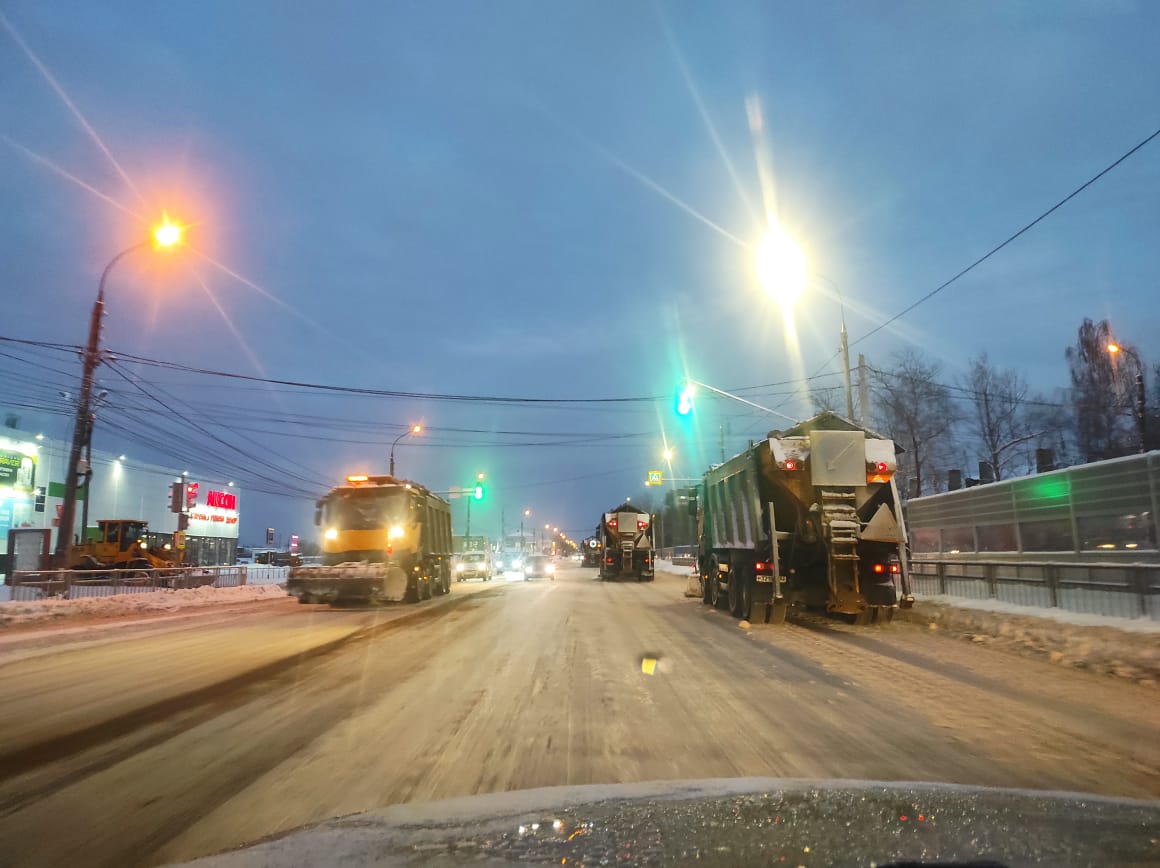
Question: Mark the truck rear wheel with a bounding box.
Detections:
[727,573,742,617]
[707,556,723,609]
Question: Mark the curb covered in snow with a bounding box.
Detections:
[0,583,287,629]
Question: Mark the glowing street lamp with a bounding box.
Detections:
[1106,341,1148,453]
[754,226,807,312]
[56,218,186,568]
[389,424,423,477]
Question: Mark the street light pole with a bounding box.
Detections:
[389,424,422,477]
[56,241,157,567]
[1108,342,1148,454]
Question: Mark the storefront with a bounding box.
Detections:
[0,434,39,541]
[0,426,242,568]
[182,483,240,565]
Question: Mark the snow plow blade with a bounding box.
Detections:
[287,563,408,604]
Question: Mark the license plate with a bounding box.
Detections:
[755,575,774,583]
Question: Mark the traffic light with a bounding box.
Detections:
[34,486,46,513]
[177,513,190,531]
[185,482,199,509]
[676,386,694,416]
[473,483,485,500]
[170,482,184,512]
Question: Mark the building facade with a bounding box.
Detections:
[0,426,240,569]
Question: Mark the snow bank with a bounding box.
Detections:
[0,583,286,629]
[904,597,1160,684]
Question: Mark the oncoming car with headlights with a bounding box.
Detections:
[455,551,493,581]
[523,554,555,580]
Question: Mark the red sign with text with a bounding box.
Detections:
[206,490,237,511]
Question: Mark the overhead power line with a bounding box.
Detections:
[852,125,1160,349]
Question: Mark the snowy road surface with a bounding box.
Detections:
[0,566,1156,867]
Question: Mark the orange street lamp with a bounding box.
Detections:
[56,219,186,568]
[1106,340,1147,452]
[390,424,424,476]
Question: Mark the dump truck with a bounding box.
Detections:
[70,519,184,571]
[580,536,602,567]
[597,502,654,581]
[694,412,913,624]
[288,474,453,604]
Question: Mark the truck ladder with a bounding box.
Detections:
[821,488,861,612]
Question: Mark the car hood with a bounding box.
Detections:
[171,778,1159,867]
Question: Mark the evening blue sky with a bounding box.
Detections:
[2,1,1157,542]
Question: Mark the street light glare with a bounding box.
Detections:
[411,424,423,434]
[153,219,182,247]
[755,226,806,309]
[1107,343,1122,354]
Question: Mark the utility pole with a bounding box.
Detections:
[465,496,471,547]
[57,291,105,567]
[1134,371,1147,454]
[858,354,870,427]
[840,320,855,420]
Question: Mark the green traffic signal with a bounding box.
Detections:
[473,483,485,500]
[676,387,694,416]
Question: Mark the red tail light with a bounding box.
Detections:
[755,561,772,574]
[890,563,900,574]
[876,461,888,473]
[784,459,798,471]
[605,556,615,564]
[608,519,618,529]
[873,563,885,574]
[637,520,648,530]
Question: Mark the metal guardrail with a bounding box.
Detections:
[658,546,698,567]
[2,565,258,602]
[909,558,1159,621]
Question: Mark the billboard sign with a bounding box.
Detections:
[0,445,36,491]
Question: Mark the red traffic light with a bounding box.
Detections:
[185,482,199,509]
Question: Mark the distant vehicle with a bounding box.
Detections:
[499,554,525,579]
[597,504,654,581]
[523,554,554,580]
[256,550,302,567]
[581,536,602,567]
[287,474,453,604]
[454,551,492,581]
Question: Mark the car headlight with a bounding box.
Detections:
[456,562,465,571]
[388,525,404,539]
[546,564,555,573]
[324,528,338,541]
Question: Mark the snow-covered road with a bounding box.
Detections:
[0,566,1155,867]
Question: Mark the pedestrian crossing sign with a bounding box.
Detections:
[647,470,663,485]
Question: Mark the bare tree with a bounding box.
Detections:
[1066,318,1136,461]
[871,350,958,496]
[959,354,1042,481]
[809,384,843,415]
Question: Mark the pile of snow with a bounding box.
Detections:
[0,583,286,629]
[904,597,1160,684]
